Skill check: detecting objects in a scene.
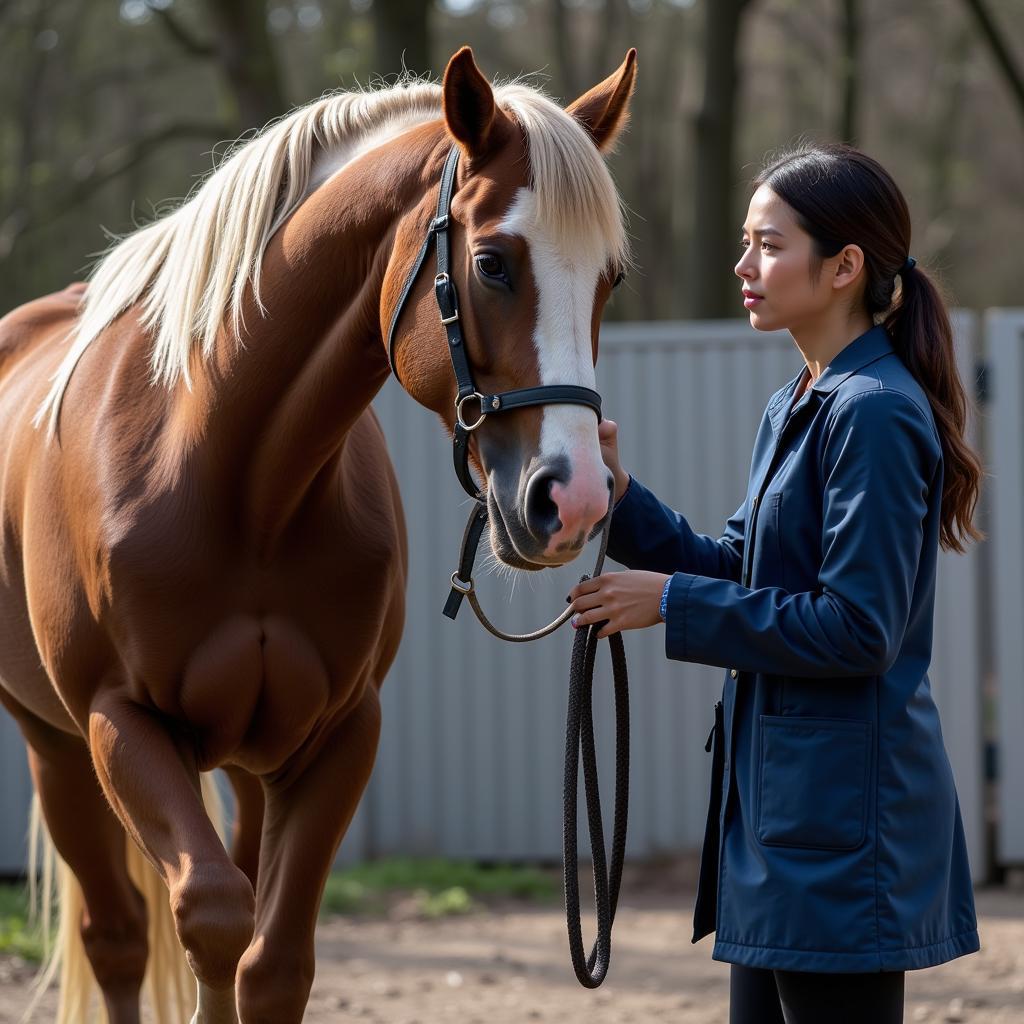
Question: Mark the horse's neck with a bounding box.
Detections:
[194,129,444,554]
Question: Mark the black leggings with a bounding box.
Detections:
[729,963,905,1024]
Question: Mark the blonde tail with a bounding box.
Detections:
[24,773,229,1024]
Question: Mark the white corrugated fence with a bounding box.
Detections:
[0,315,1008,883]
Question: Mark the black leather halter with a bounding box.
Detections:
[385,145,604,504]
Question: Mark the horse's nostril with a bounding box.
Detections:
[524,470,564,542]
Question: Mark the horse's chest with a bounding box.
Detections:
[177,613,339,772]
[97,483,403,769]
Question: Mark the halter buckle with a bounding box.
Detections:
[456,392,487,431]
[435,272,460,325]
[450,571,474,595]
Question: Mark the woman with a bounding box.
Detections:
[567,143,983,1023]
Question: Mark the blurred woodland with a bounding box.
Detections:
[1,0,1022,322]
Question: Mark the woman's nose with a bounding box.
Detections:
[735,258,750,279]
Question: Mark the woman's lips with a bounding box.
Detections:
[743,293,764,308]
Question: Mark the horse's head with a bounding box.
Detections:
[386,47,636,570]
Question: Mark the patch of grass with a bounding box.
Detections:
[0,883,46,962]
[417,885,473,919]
[319,858,559,919]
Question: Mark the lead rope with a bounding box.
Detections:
[443,494,629,987]
[563,600,629,987]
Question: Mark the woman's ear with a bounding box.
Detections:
[831,244,866,292]
[442,46,496,159]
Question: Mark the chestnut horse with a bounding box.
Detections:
[0,46,636,1023]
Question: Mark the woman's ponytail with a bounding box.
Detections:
[884,264,983,553]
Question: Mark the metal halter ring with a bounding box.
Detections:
[456,392,488,431]
[450,571,474,595]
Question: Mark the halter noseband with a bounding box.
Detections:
[385,145,604,504]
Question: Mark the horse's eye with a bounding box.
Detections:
[475,253,507,282]
[612,270,626,289]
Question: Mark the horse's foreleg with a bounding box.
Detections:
[236,685,382,1024]
[88,693,255,1022]
[20,714,148,1024]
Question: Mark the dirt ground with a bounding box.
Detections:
[3,865,1023,1023]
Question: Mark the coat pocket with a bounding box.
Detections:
[756,714,872,851]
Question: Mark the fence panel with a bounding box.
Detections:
[987,310,1024,866]
[0,319,991,881]
[359,317,987,875]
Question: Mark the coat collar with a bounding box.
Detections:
[767,324,895,439]
[810,323,894,394]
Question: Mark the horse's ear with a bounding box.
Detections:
[566,48,638,154]
[443,47,496,159]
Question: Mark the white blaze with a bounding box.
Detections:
[498,188,611,546]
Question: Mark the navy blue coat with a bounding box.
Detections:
[607,324,980,972]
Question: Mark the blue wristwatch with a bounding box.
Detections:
[659,576,672,622]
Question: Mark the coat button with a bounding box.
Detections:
[730,669,738,678]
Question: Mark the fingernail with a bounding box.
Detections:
[565,595,572,603]
[571,614,579,628]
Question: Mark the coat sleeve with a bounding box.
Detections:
[605,473,746,581]
[664,390,941,677]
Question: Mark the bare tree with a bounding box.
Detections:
[838,0,860,143]
[960,0,1024,132]
[550,0,581,100]
[923,19,973,266]
[203,0,287,129]
[0,0,52,260]
[687,0,758,319]
[372,0,432,80]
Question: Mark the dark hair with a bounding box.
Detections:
[753,143,983,554]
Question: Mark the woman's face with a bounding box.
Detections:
[735,184,837,333]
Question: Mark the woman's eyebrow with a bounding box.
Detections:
[740,226,785,237]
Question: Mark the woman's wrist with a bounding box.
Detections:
[659,575,672,622]
[613,470,632,507]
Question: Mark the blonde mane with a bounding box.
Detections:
[35,75,629,435]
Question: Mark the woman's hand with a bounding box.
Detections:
[598,419,631,504]
[567,571,670,639]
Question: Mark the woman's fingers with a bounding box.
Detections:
[571,608,618,638]
[568,576,604,602]
[568,591,605,613]
[569,569,667,636]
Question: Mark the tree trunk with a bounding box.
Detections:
[687,0,755,319]
[838,0,860,144]
[550,0,577,101]
[372,0,431,80]
[0,0,55,265]
[204,0,287,130]
[960,0,1024,132]
[589,0,626,96]
[924,22,972,266]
